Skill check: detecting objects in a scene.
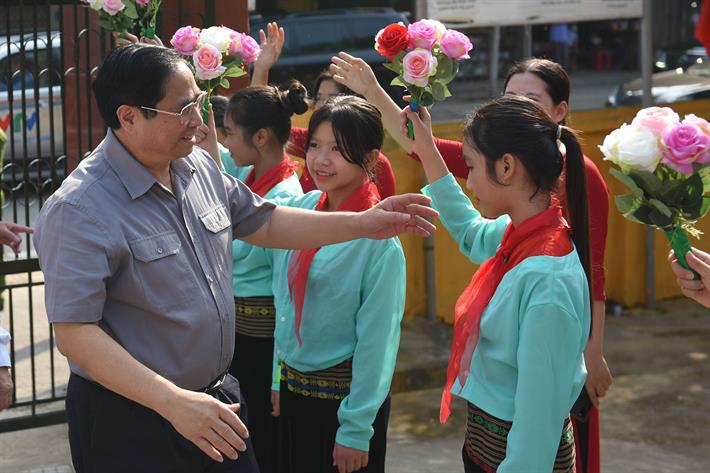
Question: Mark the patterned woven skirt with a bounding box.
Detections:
[234,295,276,338]
[230,296,278,473]
[278,360,390,473]
[464,402,576,473]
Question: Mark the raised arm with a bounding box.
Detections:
[330,52,414,153]
[250,22,285,87]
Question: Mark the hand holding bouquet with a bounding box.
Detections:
[374,19,473,137]
[170,26,260,119]
[600,106,710,276]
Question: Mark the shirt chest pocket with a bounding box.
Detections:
[199,204,232,274]
[129,231,196,310]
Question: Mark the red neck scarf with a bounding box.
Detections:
[287,181,380,346]
[244,156,297,197]
[440,202,573,423]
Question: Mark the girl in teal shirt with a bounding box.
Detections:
[405,95,591,473]
[270,96,406,473]
[220,82,308,473]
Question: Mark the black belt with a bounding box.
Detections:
[198,372,227,396]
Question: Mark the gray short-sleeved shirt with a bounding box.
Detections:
[34,130,275,390]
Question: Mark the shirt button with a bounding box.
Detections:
[156,248,163,254]
[280,317,286,322]
[207,275,214,284]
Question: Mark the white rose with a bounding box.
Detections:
[85,0,104,11]
[199,26,233,53]
[599,123,662,173]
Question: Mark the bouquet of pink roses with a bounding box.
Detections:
[600,106,710,275]
[170,25,260,119]
[374,19,473,136]
[81,0,160,39]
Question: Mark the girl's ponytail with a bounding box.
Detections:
[560,126,591,298]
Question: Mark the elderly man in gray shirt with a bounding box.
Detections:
[33,44,436,473]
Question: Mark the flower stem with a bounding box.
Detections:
[408,97,420,140]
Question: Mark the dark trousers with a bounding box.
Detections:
[278,380,390,473]
[230,333,278,473]
[66,373,260,473]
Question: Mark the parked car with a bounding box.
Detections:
[606,62,710,107]
[0,32,63,180]
[249,8,409,100]
[654,41,708,72]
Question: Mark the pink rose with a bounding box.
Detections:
[102,0,126,16]
[135,0,150,5]
[236,33,260,64]
[227,29,242,56]
[660,122,710,174]
[632,106,680,136]
[193,44,226,81]
[171,26,201,56]
[683,114,710,137]
[439,29,473,61]
[402,48,438,87]
[408,20,440,50]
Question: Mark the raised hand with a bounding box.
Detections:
[251,22,285,86]
[329,52,381,99]
[194,104,221,167]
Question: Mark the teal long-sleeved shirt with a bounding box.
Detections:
[269,191,406,452]
[221,146,303,297]
[423,173,590,473]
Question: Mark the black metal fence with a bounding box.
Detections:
[0,0,227,434]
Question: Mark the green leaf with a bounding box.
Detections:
[383,62,401,74]
[614,194,643,216]
[420,91,435,107]
[610,168,643,197]
[699,166,710,193]
[219,78,230,89]
[631,203,656,226]
[390,76,407,87]
[123,2,139,19]
[658,179,689,209]
[223,65,246,78]
[698,196,710,219]
[99,19,114,30]
[648,198,673,218]
[628,170,664,196]
[431,81,447,101]
[681,173,704,209]
[433,55,457,84]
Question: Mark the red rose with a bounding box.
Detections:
[375,23,409,60]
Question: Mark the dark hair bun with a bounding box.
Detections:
[279,81,309,116]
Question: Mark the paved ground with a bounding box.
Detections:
[1,296,709,472]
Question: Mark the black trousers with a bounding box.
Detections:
[66,373,260,473]
[278,380,390,473]
[230,333,278,473]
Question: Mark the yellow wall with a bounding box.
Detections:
[292,101,710,323]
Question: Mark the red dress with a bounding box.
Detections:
[416,137,608,473]
[288,127,397,198]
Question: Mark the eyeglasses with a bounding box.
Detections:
[140,91,208,125]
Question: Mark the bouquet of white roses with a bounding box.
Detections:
[600,106,710,275]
